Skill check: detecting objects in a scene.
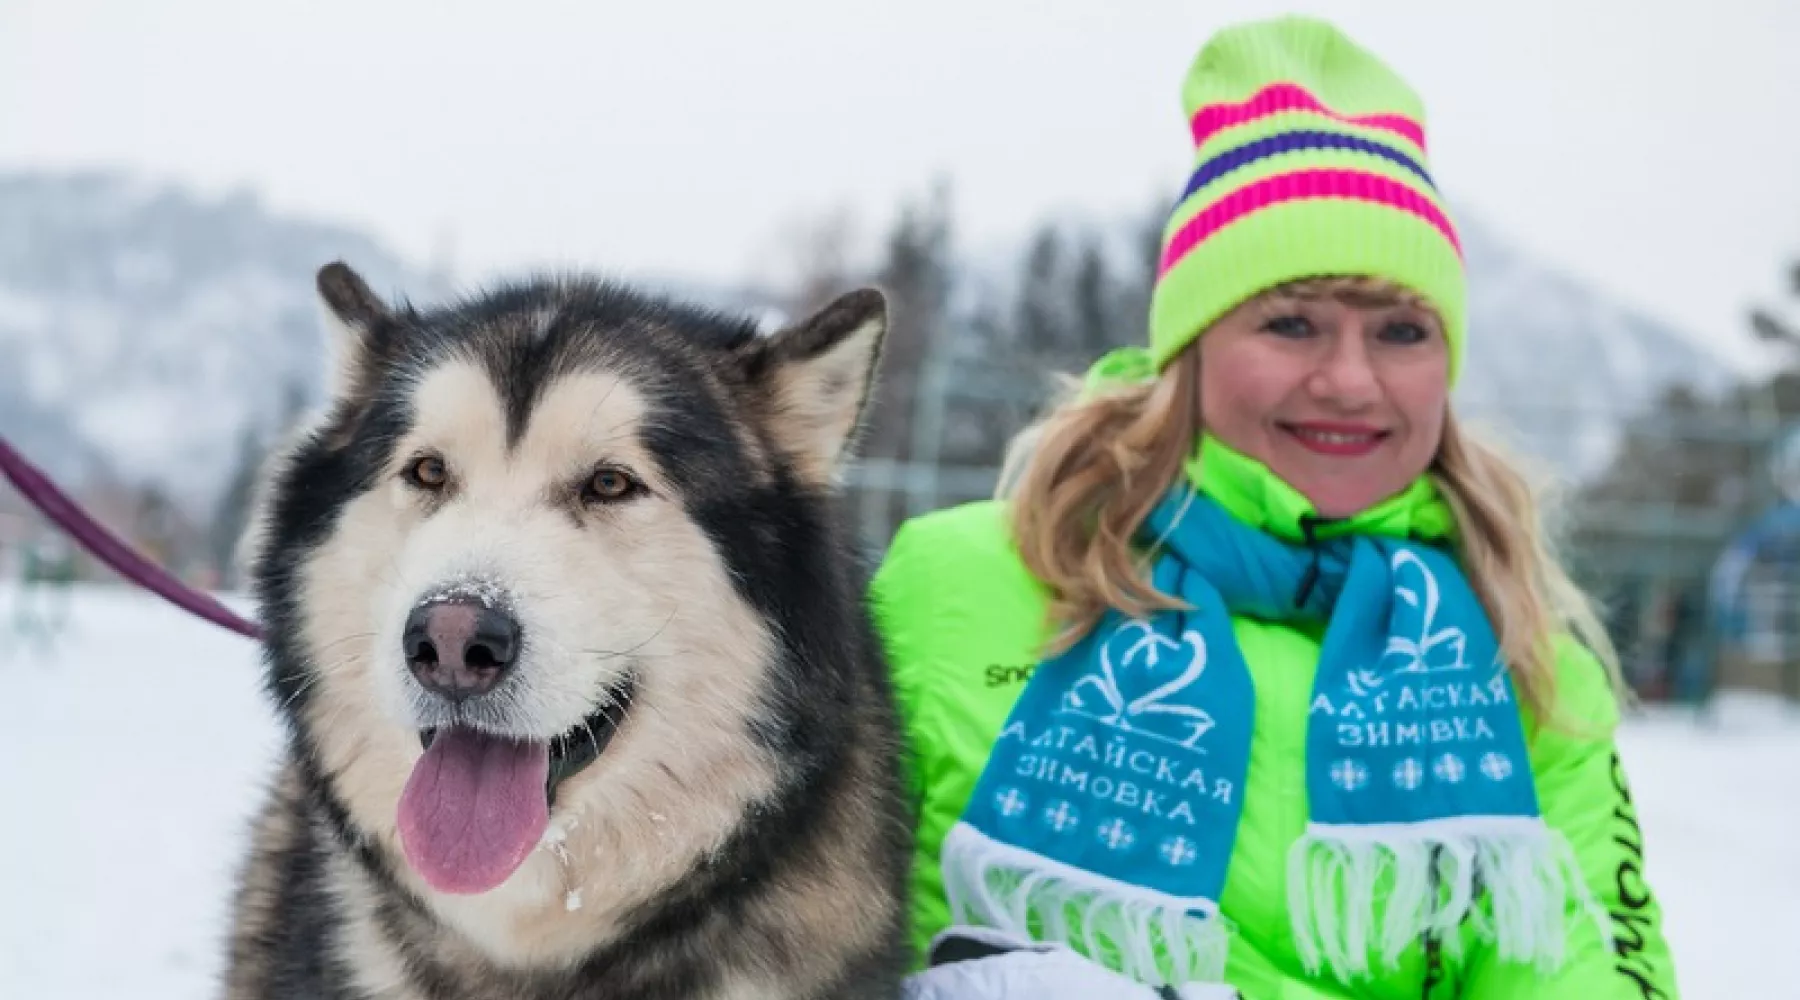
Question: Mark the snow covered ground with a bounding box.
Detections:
[1,585,1796,999]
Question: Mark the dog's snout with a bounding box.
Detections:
[403,599,520,701]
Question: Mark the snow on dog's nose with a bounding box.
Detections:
[403,598,520,702]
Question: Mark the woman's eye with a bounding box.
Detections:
[403,454,449,490]
[1378,321,1432,345]
[1261,315,1314,338]
[582,466,641,505]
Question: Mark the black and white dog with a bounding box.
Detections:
[223,263,912,1000]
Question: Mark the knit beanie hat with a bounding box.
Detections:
[1143,15,1467,381]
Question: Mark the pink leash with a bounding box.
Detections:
[0,435,264,641]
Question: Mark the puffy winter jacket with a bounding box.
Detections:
[869,446,1680,999]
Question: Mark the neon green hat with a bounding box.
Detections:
[1145,15,1467,381]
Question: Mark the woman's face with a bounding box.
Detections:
[1197,283,1450,519]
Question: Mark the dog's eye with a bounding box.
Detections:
[404,455,449,490]
[582,466,640,504]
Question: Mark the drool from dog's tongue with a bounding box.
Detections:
[397,726,550,894]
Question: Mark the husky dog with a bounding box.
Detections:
[223,263,913,999]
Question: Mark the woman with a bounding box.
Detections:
[876,16,1679,1000]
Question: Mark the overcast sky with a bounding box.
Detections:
[6,0,1798,370]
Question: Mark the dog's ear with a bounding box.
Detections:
[316,261,398,400]
[747,288,887,486]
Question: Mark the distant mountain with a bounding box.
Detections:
[0,172,782,519]
[0,172,1737,525]
[1452,211,1735,478]
[0,172,430,513]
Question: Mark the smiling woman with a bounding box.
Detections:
[874,13,1680,1000]
[1197,277,1448,519]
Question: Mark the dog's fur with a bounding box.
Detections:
[222,263,913,999]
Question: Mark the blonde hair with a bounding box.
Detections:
[999,278,1623,725]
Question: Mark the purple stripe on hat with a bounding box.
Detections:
[1158,168,1464,278]
[1180,130,1434,204]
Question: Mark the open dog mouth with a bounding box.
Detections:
[417,677,637,797]
[398,676,637,896]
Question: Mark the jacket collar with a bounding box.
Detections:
[1184,433,1456,545]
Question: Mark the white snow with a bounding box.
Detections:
[1,584,1794,999]
[0,585,281,999]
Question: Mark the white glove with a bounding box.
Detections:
[900,926,1241,1000]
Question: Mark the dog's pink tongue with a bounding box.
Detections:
[397,726,550,895]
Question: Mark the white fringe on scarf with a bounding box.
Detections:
[1285,816,1611,982]
[940,822,1231,988]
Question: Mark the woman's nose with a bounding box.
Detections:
[1307,327,1381,407]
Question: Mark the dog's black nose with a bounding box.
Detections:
[403,599,520,701]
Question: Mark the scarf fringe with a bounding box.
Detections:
[1285,819,1611,982]
[942,822,1231,987]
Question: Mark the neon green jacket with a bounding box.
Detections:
[869,446,1679,999]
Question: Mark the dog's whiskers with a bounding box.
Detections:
[578,608,679,663]
[312,631,378,662]
[276,670,326,713]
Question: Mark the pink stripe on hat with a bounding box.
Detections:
[1157,168,1462,278]
[1190,82,1426,152]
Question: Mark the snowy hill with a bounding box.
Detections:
[1453,211,1735,477]
[0,172,790,519]
[0,172,431,513]
[0,172,1736,519]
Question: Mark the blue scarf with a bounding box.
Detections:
[941,483,1601,986]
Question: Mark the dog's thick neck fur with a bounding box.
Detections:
[223,265,912,1000]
